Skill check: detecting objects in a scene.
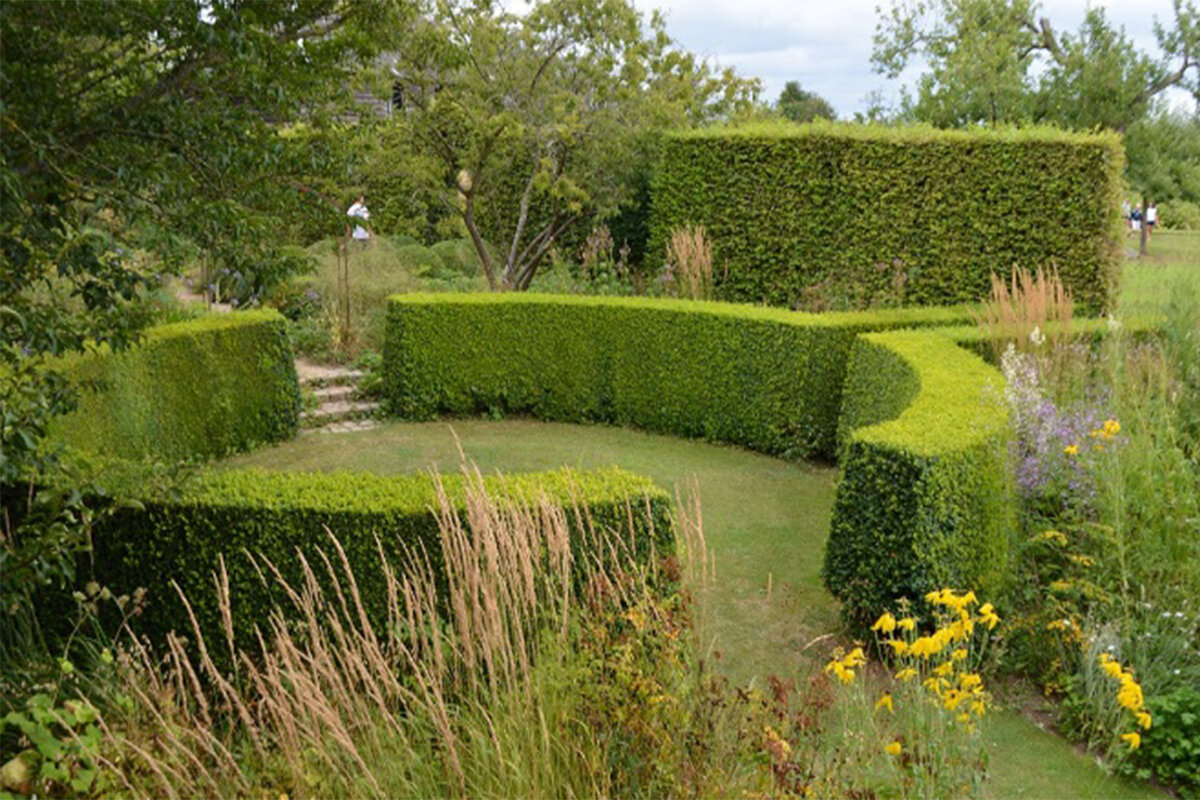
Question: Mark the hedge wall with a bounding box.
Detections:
[49,311,301,461]
[823,330,1014,625]
[89,466,671,652]
[383,293,969,460]
[648,122,1123,313]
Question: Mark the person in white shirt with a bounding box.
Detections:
[347,195,372,246]
[1146,201,1157,239]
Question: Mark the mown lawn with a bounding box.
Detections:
[1119,229,1200,316]
[224,418,1163,798]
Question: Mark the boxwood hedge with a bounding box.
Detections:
[49,311,301,461]
[90,466,670,652]
[383,293,969,460]
[823,329,1014,625]
[648,122,1123,313]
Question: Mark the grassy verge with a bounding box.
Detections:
[223,418,1163,798]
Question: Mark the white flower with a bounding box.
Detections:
[1029,326,1045,347]
[1107,314,1122,332]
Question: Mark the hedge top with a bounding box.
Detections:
[388,291,970,329]
[55,309,288,363]
[848,329,1007,457]
[666,119,1122,148]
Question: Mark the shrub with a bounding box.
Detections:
[430,238,486,278]
[648,122,1122,313]
[824,330,1014,626]
[382,293,969,461]
[48,311,300,462]
[88,466,671,652]
[1122,687,1200,797]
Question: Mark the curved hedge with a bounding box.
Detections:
[823,330,1014,624]
[648,122,1122,313]
[383,293,968,460]
[89,466,670,654]
[50,311,300,461]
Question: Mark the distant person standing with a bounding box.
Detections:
[346,194,372,247]
[1130,203,1142,235]
[1122,198,1132,230]
[1146,200,1157,238]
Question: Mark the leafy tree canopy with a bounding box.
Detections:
[777,81,837,122]
[383,0,760,290]
[873,0,1199,131]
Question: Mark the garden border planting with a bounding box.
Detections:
[648,122,1123,313]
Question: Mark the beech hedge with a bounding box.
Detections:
[383,293,968,461]
[90,466,671,651]
[823,329,1014,625]
[648,122,1123,313]
[49,311,301,461]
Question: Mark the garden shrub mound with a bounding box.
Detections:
[383,293,968,460]
[50,311,300,461]
[824,330,1013,625]
[92,466,670,653]
[648,122,1122,313]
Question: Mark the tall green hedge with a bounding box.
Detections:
[49,311,300,461]
[823,330,1014,625]
[90,466,670,652]
[383,293,969,460]
[648,122,1123,313]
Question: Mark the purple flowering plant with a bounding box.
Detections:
[1001,345,1124,519]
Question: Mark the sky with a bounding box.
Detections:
[639,0,1198,118]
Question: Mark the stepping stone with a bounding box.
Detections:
[299,400,380,421]
[311,385,355,402]
[295,358,364,387]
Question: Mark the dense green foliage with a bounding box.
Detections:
[383,293,967,460]
[1124,687,1200,797]
[777,81,837,123]
[48,312,300,462]
[88,466,670,651]
[648,122,1123,312]
[823,330,1013,626]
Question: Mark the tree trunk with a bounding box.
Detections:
[1140,192,1149,256]
[462,194,498,290]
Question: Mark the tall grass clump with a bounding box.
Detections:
[972,265,1075,362]
[664,225,715,301]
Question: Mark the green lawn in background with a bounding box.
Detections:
[1119,230,1200,316]
[222,419,1162,798]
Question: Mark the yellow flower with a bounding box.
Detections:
[959,673,982,691]
[1102,660,1124,679]
[895,668,918,682]
[957,712,971,723]
[951,648,968,662]
[1103,419,1121,437]
[1063,444,1079,456]
[1136,711,1152,730]
[977,603,1000,630]
[876,693,894,713]
[1117,676,1144,711]
[1121,732,1141,750]
[885,741,902,756]
[933,661,955,677]
[872,612,898,634]
[942,689,967,711]
[897,617,917,631]
[970,699,987,717]
[843,647,867,668]
[825,660,855,685]
[885,638,909,656]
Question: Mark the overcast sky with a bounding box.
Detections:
[641,0,1198,118]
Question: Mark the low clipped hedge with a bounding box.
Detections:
[823,330,1014,625]
[648,122,1123,313]
[49,311,300,461]
[383,293,968,460]
[90,466,671,652]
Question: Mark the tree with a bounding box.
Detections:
[777,81,837,122]
[1,0,401,636]
[388,0,759,291]
[873,0,1200,131]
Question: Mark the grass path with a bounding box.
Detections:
[223,418,1161,798]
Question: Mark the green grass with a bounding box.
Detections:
[1119,230,1200,316]
[223,418,1163,798]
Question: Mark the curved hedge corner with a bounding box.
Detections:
[823,330,1014,624]
[383,293,968,460]
[648,122,1122,313]
[92,466,671,652]
[50,311,301,461]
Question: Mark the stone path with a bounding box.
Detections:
[296,358,381,435]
